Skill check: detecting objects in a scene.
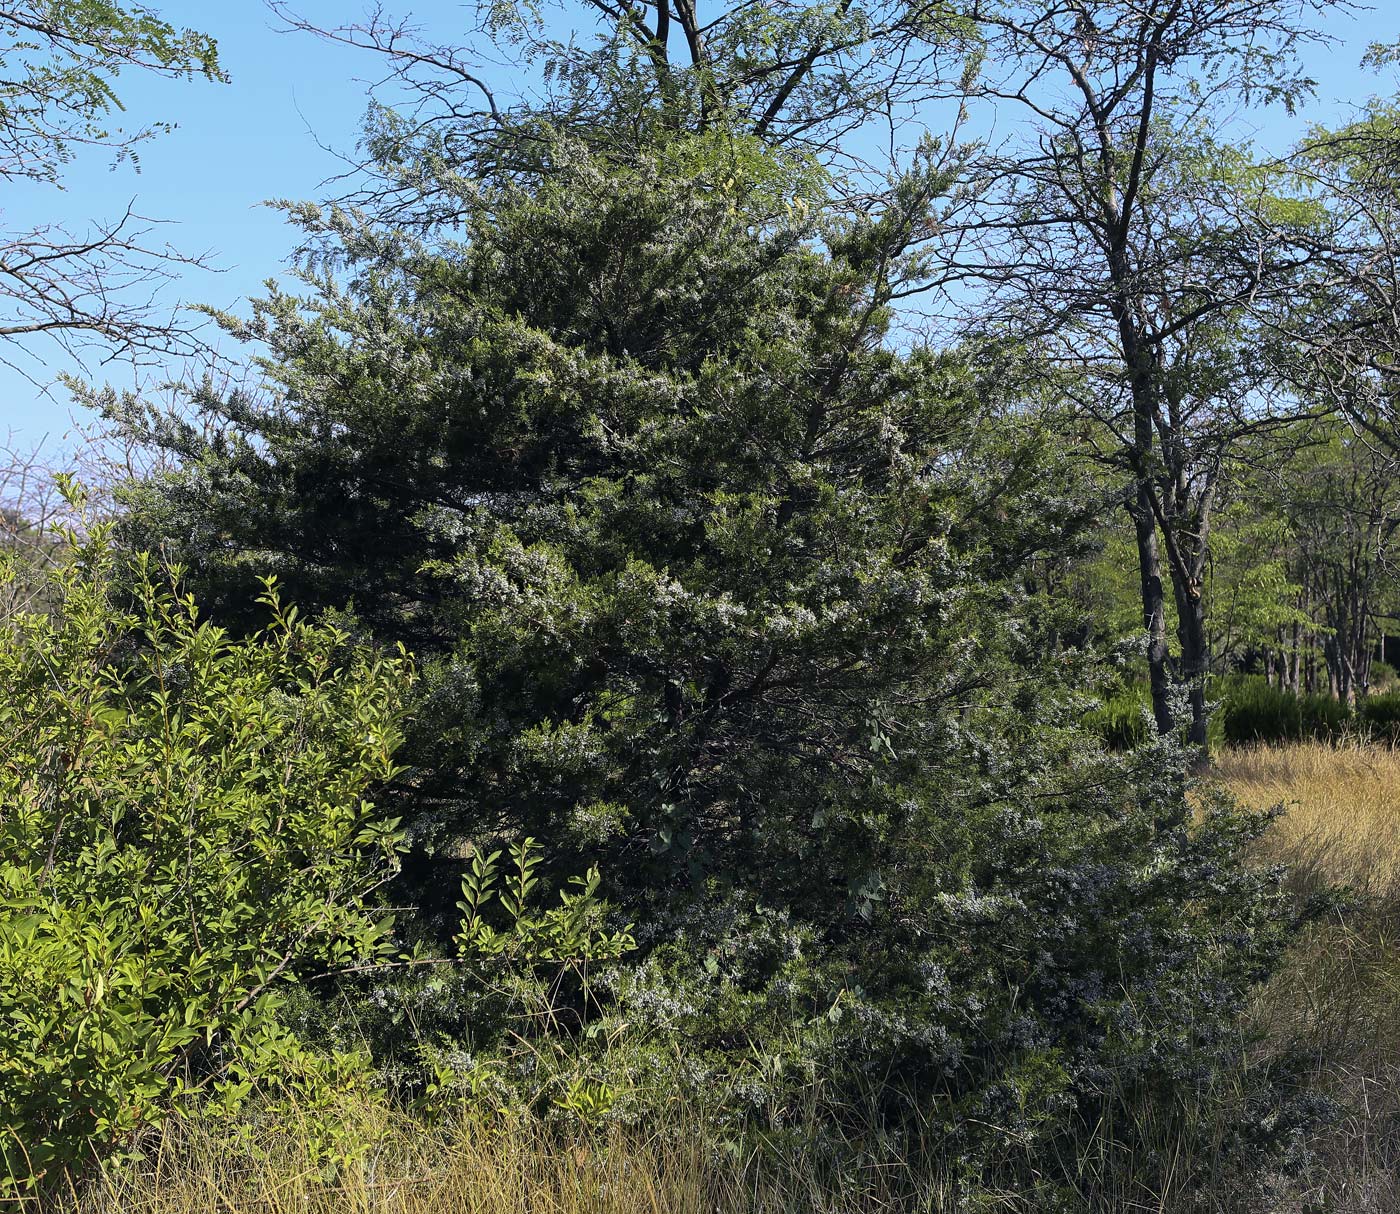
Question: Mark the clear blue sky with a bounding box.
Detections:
[0,1,1391,455]
[0,1,498,453]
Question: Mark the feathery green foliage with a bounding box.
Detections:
[0,0,225,184]
[105,133,1305,1193]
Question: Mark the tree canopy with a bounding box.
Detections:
[0,1,225,372]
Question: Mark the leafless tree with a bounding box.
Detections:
[1,430,70,619]
[0,206,223,377]
[1,397,188,621]
[0,3,225,380]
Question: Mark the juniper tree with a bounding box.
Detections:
[107,134,1299,1189]
[270,1,1357,763]
[116,136,1056,911]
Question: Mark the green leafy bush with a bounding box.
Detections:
[276,834,638,1127]
[1083,682,1152,750]
[1356,690,1400,741]
[0,512,412,1190]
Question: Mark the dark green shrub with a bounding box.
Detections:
[1099,674,1400,749]
[1218,675,1306,744]
[1218,675,1350,745]
[1357,691,1400,741]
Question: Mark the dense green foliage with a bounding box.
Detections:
[1218,677,1353,747]
[0,508,410,1187]
[101,134,1305,1194]
[13,0,1400,1204]
[0,508,641,1189]
[1087,676,1400,749]
[125,137,1077,922]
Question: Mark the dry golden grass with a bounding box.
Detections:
[1217,742,1400,1214]
[35,1100,958,1214]
[1216,740,1400,892]
[47,1109,732,1214]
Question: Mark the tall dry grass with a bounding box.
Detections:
[1217,741,1400,893]
[35,1102,960,1214]
[1217,742,1400,1214]
[68,1114,730,1214]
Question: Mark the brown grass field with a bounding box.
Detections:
[1218,743,1400,1214]
[34,743,1400,1214]
[1218,742,1400,893]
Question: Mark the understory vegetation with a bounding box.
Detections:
[1223,745,1400,1213]
[5,0,1400,1210]
[11,744,1391,1214]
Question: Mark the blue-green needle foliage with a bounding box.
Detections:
[0,499,410,1189]
[114,134,1297,1189]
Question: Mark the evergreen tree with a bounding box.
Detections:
[118,136,1044,912]
[109,135,1295,1189]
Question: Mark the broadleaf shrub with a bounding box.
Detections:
[0,518,413,1190]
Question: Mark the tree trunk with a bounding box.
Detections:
[1288,617,1300,694]
[1323,635,1350,705]
[1130,493,1174,737]
[1174,579,1210,758]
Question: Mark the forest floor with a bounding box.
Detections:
[42,744,1400,1214]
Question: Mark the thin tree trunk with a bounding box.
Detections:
[1174,581,1210,756]
[1130,493,1174,736]
[1288,617,1300,694]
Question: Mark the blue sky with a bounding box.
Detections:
[0,1,496,452]
[0,1,1393,455]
